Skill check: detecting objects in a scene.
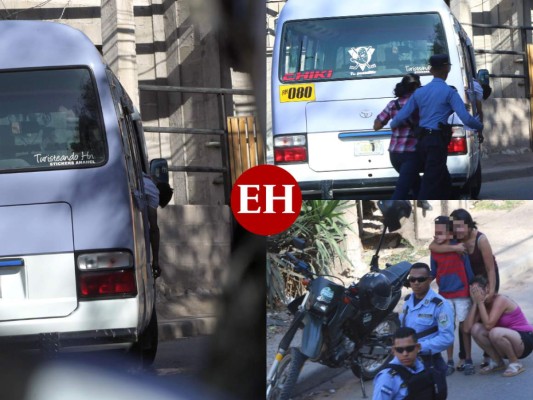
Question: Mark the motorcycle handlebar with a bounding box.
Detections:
[284,253,314,278]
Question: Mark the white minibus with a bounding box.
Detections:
[272,0,485,198]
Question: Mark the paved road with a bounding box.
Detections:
[480,176,533,199]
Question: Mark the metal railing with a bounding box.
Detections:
[138,85,255,204]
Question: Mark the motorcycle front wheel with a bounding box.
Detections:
[267,347,308,400]
[350,313,400,381]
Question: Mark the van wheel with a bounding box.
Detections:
[131,307,159,368]
[469,160,482,199]
[458,160,482,199]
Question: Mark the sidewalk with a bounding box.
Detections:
[481,150,533,183]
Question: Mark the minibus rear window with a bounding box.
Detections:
[280,13,447,82]
[0,68,106,172]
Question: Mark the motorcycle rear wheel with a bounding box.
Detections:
[350,313,400,381]
[267,347,308,400]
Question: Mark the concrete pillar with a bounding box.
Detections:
[101,0,139,108]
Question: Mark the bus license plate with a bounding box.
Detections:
[279,84,315,103]
[354,140,383,156]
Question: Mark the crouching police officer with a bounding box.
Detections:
[401,263,454,399]
[373,327,436,399]
[390,54,483,200]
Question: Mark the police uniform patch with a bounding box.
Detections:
[381,385,393,395]
[438,312,450,328]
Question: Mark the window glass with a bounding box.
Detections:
[280,13,447,82]
[0,68,106,171]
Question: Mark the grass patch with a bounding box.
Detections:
[363,239,430,267]
[472,200,524,211]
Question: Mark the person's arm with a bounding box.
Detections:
[419,301,455,354]
[429,240,466,254]
[477,235,497,300]
[373,119,384,131]
[372,370,396,400]
[449,90,483,131]
[374,104,392,131]
[471,286,507,330]
[390,96,417,129]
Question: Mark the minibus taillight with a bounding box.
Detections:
[77,251,137,299]
[274,135,308,163]
[447,127,468,155]
[79,269,137,298]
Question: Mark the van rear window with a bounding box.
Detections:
[280,13,447,82]
[0,68,106,172]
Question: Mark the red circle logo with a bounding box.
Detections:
[230,165,302,236]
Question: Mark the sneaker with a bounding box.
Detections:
[446,361,455,376]
[463,361,475,375]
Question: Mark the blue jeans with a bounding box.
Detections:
[417,134,451,199]
[389,151,422,200]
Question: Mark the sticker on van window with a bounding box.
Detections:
[405,65,430,74]
[348,46,377,76]
[282,70,333,82]
[33,151,97,167]
[279,84,315,103]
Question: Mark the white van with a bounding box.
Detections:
[0,21,161,365]
[271,0,485,199]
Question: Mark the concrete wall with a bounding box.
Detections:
[155,205,232,319]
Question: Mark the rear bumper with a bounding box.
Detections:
[0,329,137,352]
[0,298,140,351]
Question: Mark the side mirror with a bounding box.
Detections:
[292,237,306,250]
[149,158,169,184]
[477,69,490,86]
[377,200,412,232]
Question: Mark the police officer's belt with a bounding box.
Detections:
[419,128,442,136]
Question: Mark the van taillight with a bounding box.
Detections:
[79,269,137,299]
[274,135,307,163]
[275,147,307,163]
[448,137,467,155]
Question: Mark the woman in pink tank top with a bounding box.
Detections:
[464,276,533,377]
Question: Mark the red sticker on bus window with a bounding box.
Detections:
[282,70,333,82]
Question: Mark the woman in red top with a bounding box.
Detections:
[374,73,421,200]
[463,275,533,377]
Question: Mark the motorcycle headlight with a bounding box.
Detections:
[312,301,329,314]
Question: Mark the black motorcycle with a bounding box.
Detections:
[266,201,413,399]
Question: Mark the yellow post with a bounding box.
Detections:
[528,44,533,150]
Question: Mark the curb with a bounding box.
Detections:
[498,253,533,288]
[482,164,533,183]
[158,315,217,342]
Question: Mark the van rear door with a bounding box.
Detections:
[0,202,77,321]
[306,99,394,172]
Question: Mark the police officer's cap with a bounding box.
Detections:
[429,54,451,68]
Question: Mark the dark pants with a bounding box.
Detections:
[420,353,447,400]
[416,134,451,200]
[389,151,422,199]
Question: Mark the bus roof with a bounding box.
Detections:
[0,20,105,70]
[278,0,451,22]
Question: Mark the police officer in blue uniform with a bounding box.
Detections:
[402,262,454,399]
[390,54,483,200]
[373,327,429,400]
